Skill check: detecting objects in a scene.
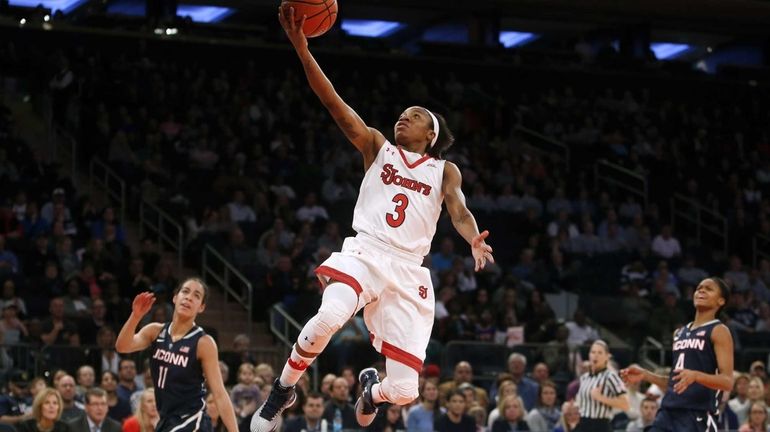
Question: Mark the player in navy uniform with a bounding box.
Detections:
[621,277,734,432]
[116,278,239,432]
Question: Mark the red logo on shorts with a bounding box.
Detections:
[418,286,428,299]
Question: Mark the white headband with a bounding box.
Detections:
[426,109,440,148]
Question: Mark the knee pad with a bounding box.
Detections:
[379,378,419,406]
[313,298,351,337]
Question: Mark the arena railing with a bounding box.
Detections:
[514,125,571,171]
[89,157,127,225]
[638,336,665,371]
[670,194,728,254]
[594,159,648,207]
[269,303,319,391]
[201,244,254,337]
[139,199,183,268]
[752,233,770,266]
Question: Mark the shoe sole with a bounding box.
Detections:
[250,392,297,432]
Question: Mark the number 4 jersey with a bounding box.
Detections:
[661,319,722,413]
[352,141,446,258]
[149,322,207,418]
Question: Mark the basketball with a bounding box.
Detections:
[281,0,338,38]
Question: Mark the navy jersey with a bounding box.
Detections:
[150,322,207,418]
[661,319,722,413]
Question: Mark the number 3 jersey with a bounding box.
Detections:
[352,142,446,258]
[149,322,207,417]
[661,319,721,413]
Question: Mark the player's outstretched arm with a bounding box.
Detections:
[199,336,239,432]
[672,324,734,394]
[278,5,384,165]
[442,162,494,272]
[620,364,669,390]
[115,292,163,353]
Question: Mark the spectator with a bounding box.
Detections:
[230,364,260,422]
[55,375,84,421]
[99,371,130,423]
[647,292,687,344]
[1,280,27,318]
[62,278,91,320]
[321,377,356,430]
[283,392,325,432]
[725,256,750,292]
[524,381,560,431]
[625,398,657,432]
[116,359,141,402]
[748,269,770,304]
[40,297,78,345]
[40,189,68,224]
[487,381,518,428]
[22,203,49,241]
[431,237,457,274]
[553,400,580,432]
[568,221,601,256]
[206,393,225,432]
[66,388,121,432]
[565,309,599,348]
[369,403,405,432]
[407,380,443,432]
[438,362,489,408]
[435,390,475,432]
[0,369,32,425]
[227,190,256,223]
[738,401,769,432]
[121,389,159,432]
[506,353,539,411]
[295,192,329,224]
[749,361,767,384]
[490,395,529,432]
[0,235,19,275]
[75,366,95,399]
[731,374,752,424]
[80,299,108,345]
[531,363,550,385]
[676,256,708,288]
[650,225,681,259]
[15,388,69,432]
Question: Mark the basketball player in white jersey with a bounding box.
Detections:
[250,6,495,432]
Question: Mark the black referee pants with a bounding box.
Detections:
[574,418,612,432]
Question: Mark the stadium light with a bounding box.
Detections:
[9,0,86,14]
[341,19,404,38]
[651,42,692,60]
[176,5,233,23]
[499,31,538,48]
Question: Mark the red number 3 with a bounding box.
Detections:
[386,193,409,227]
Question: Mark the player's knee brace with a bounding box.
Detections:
[314,299,350,335]
[379,378,419,406]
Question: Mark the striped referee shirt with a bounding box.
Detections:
[577,368,627,420]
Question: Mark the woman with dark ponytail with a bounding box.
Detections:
[621,277,734,432]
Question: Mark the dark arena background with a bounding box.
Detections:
[1,0,770,430]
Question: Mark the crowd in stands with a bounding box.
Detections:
[1,25,770,432]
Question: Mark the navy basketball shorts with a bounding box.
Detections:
[156,411,212,432]
[646,408,717,432]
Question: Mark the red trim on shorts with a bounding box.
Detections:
[369,332,423,373]
[315,266,363,295]
[398,146,432,169]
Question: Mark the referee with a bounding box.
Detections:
[575,340,630,432]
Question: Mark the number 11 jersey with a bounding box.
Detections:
[352,142,446,258]
[149,322,207,418]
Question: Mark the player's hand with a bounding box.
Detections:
[620,364,646,384]
[672,369,699,394]
[590,385,604,401]
[278,4,308,51]
[471,230,494,272]
[131,292,156,318]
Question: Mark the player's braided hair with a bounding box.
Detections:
[709,276,730,319]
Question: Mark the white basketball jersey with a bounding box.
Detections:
[352,141,446,257]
